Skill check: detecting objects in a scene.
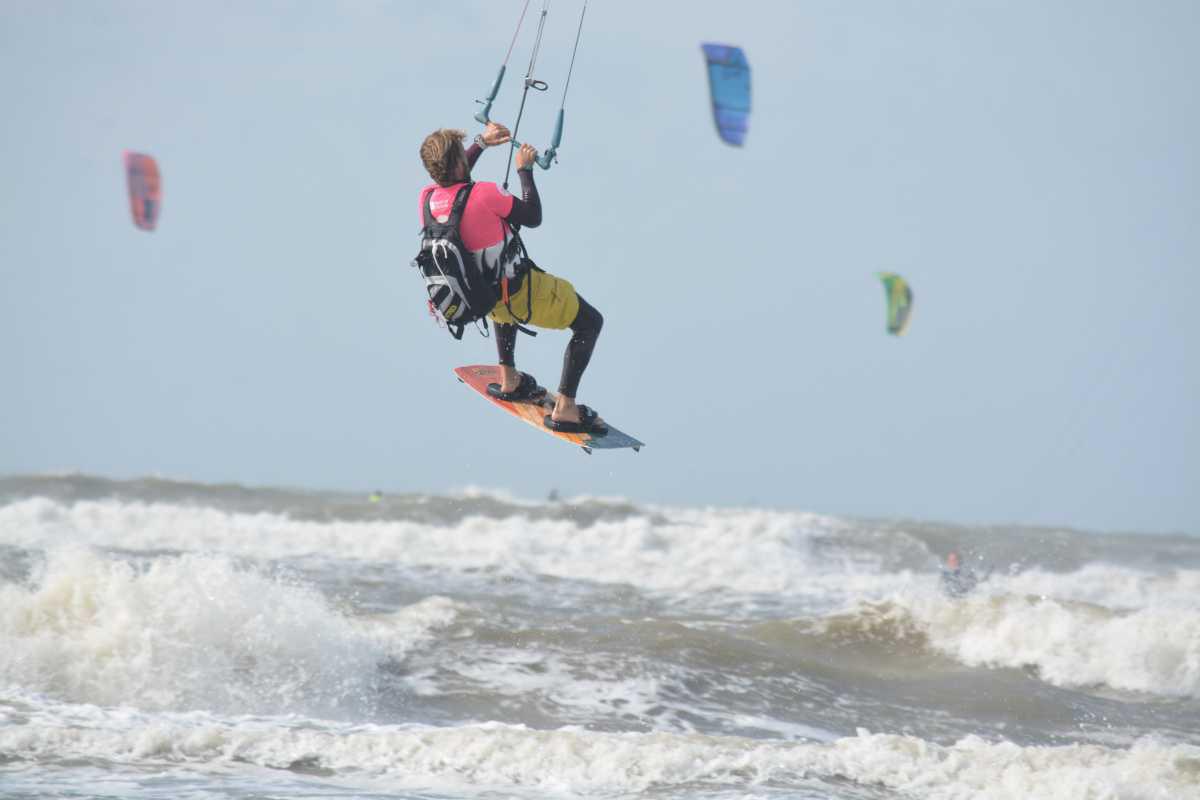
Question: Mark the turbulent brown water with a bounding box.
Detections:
[1,474,1198,799]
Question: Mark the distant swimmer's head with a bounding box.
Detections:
[421,128,469,186]
[946,551,960,570]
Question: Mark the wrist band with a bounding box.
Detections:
[473,134,488,149]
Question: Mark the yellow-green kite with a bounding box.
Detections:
[877,273,913,336]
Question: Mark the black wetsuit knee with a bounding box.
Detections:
[559,296,602,398]
[572,298,603,337]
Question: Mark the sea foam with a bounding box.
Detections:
[861,587,1200,698]
[0,703,1195,800]
[0,547,458,714]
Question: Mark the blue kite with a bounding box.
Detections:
[700,43,751,146]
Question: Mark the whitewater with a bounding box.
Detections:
[1,474,1197,799]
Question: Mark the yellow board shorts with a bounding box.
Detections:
[489,269,580,330]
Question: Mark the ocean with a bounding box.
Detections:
[0,474,1197,799]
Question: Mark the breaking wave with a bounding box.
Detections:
[1,703,1196,800]
[0,547,458,715]
[811,590,1200,698]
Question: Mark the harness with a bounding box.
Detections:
[498,227,540,336]
[414,183,538,339]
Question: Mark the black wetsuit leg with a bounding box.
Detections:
[495,323,518,367]
[558,296,603,398]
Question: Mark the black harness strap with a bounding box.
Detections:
[423,182,475,229]
[501,225,538,337]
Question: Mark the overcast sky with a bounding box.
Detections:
[2,0,1197,534]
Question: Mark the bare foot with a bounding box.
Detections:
[552,395,603,426]
[498,366,521,394]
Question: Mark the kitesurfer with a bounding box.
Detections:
[940,551,982,598]
[418,122,606,434]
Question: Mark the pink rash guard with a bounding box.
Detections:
[418,181,514,264]
[417,142,542,274]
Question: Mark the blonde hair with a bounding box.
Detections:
[420,128,467,186]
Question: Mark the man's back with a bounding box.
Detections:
[418,180,514,254]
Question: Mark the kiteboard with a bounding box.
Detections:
[453,365,643,454]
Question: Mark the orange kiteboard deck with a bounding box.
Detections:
[453,365,644,454]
